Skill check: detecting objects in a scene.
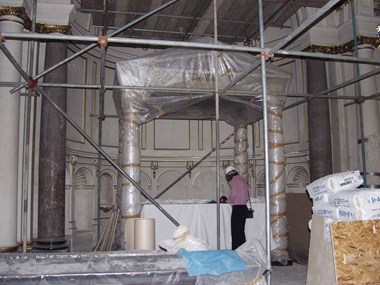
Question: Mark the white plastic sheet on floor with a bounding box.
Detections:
[0,240,267,285]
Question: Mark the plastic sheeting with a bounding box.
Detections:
[0,240,267,285]
[113,37,292,128]
[267,96,289,264]
[112,37,292,254]
[234,127,249,180]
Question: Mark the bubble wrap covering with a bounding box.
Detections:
[113,38,292,128]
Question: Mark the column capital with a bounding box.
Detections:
[0,3,74,34]
[36,23,71,35]
[0,6,29,26]
[304,36,379,55]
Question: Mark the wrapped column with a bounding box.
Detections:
[119,111,142,249]
[268,96,288,264]
[234,127,249,181]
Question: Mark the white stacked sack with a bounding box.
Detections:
[307,170,380,222]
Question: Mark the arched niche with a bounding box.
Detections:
[73,167,95,231]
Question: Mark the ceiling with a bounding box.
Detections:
[78,0,330,44]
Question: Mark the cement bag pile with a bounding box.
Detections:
[307,170,380,221]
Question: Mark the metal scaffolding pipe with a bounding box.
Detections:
[9,0,181,94]
[103,26,246,41]
[257,0,272,282]
[2,81,380,102]
[78,7,259,27]
[3,32,380,66]
[284,67,380,111]
[35,85,180,227]
[154,132,235,199]
[96,43,107,243]
[222,0,347,93]
[351,3,367,187]
[213,0,221,250]
[0,40,180,229]
[21,0,38,253]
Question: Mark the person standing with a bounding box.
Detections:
[224,166,249,250]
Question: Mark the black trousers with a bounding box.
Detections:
[231,205,247,250]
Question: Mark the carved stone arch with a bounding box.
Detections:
[256,170,266,198]
[100,168,117,185]
[287,166,310,187]
[73,167,95,230]
[155,170,185,200]
[257,170,265,186]
[192,169,229,201]
[74,167,94,188]
[99,172,115,207]
[140,170,152,201]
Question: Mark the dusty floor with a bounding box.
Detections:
[271,263,307,285]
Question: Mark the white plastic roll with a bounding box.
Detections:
[134,218,155,250]
[124,218,137,250]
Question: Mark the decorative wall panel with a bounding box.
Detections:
[154,120,190,150]
[67,56,87,144]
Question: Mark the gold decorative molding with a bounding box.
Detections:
[304,36,380,54]
[0,6,71,34]
[36,23,71,35]
[0,6,31,28]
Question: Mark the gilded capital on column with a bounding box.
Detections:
[37,23,71,35]
[0,6,30,28]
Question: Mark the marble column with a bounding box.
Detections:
[306,59,333,182]
[357,45,380,186]
[0,7,25,252]
[34,40,68,251]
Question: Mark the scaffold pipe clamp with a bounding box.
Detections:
[98,36,109,47]
[257,48,274,61]
[28,77,38,92]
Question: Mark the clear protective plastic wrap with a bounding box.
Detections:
[113,37,292,128]
[267,97,289,265]
[0,240,267,285]
[234,127,249,179]
[113,37,292,254]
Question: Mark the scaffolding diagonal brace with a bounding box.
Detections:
[9,0,181,94]
[0,37,180,228]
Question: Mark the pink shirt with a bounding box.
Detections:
[228,175,249,205]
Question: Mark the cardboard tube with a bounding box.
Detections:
[134,218,155,250]
[124,218,136,250]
